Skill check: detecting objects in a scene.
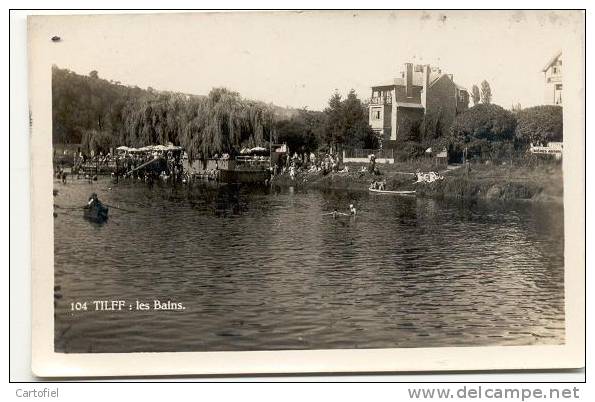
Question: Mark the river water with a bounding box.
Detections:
[53,177,565,353]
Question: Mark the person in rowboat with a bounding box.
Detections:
[87,192,101,207]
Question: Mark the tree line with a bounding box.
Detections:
[441,103,563,161]
[53,66,280,162]
[52,66,375,160]
[53,66,561,163]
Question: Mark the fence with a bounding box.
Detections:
[529,143,563,160]
[342,148,395,164]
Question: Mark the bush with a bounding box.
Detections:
[515,105,563,145]
[451,104,517,143]
[466,139,516,161]
[275,118,318,154]
[394,141,424,161]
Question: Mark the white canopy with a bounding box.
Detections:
[121,144,182,153]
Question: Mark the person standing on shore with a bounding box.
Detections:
[368,154,376,173]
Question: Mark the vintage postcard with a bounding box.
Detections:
[28,10,585,377]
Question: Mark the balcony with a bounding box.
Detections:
[370,96,392,105]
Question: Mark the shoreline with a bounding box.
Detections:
[54,160,564,205]
[270,162,563,205]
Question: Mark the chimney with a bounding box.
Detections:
[405,63,413,98]
[421,64,431,110]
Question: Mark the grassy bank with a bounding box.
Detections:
[415,162,563,203]
[271,160,563,203]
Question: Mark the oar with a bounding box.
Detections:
[103,203,137,213]
[55,203,137,213]
[54,205,84,210]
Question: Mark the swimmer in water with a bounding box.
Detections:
[349,204,357,216]
[332,209,338,219]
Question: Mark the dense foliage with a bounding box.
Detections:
[322,90,378,150]
[447,104,517,160]
[274,109,325,154]
[80,129,114,155]
[53,67,377,159]
[52,66,276,160]
[471,85,480,106]
[451,104,516,143]
[52,66,146,145]
[174,89,276,161]
[480,80,492,104]
[273,90,377,154]
[515,105,563,145]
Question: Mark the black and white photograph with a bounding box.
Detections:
[24,9,585,376]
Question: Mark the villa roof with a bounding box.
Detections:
[372,82,397,88]
[372,70,447,89]
[454,83,468,91]
[542,51,562,72]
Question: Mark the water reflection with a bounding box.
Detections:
[53,178,565,353]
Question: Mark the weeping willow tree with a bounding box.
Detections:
[81,129,113,154]
[177,88,276,163]
[180,96,209,162]
[119,93,187,147]
[91,86,275,162]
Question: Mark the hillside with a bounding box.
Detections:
[51,66,301,146]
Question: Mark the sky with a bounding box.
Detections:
[36,10,583,110]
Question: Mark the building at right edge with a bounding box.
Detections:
[368,62,469,149]
[542,51,563,105]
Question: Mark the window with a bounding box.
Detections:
[555,84,563,90]
[372,109,381,120]
[552,67,557,74]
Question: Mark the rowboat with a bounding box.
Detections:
[83,203,109,223]
[368,188,416,195]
